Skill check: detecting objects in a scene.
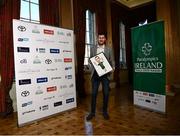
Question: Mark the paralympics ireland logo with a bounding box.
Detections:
[142,43,152,56]
[134,42,163,73]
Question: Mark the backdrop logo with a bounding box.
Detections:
[19,79,31,85]
[58,41,69,44]
[69,84,74,88]
[63,50,72,53]
[46,68,58,71]
[65,75,72,79]
[22,101,32,107]
[36,48,45,53]
[18,25,26,32]
[32,26,40,33]
[17,47,30,53]
[50,49,60,54]
[18,69,40,74]
[64,58,72,62]
[142,43,152,56]
[44,96,55,100]
[21,90,30,97]
[51,77,61,80]
[20,59,27,64]
[47,86,57,92]
[54,101,62,107]
[66,98,74,104]
[39,105,49,111]
[37,77,48,83]
[36,38,55,43]
[33,56,41,64]
[22,110,35,115]
[18,38,29,42]
[44,29,54,35]
[35,86,43,95]
[57,31,64,35]
[54,59,62,63]
[65,67,72,70]
[45,59,52,64]
[66,32,71,37]
[60,85,67,89]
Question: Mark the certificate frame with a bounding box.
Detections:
[90,52,113,77]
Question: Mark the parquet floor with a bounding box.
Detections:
[0,84,180,135]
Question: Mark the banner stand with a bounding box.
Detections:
[131,21,166,113]
[13,19,77,126]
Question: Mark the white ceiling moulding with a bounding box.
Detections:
[116,0,154,8]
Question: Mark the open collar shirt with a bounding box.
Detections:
[97,44,105,54]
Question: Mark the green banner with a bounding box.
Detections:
[131,21,166,112]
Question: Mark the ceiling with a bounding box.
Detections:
[116,0,154,8]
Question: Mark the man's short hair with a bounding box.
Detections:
[98,33,107,38]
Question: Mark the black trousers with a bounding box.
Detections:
[90,72,110,115]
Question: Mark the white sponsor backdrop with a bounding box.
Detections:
[13,19,77,126]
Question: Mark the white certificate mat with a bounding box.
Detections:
[90,52,113,77]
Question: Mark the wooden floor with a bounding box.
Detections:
[0,84,180,135]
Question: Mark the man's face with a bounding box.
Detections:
[98,35,106,45]
[95,56,101,63]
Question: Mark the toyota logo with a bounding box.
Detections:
[20,59,27,64]
[45,59,52,64]
[18,26,26,32]
[21,91,30,97]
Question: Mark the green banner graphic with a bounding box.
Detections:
[131,21,166,112]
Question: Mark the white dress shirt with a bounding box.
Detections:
[97,44,105,54]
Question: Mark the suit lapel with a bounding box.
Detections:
[104,46,108,58]
[94,46,97,56]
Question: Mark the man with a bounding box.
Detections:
[86,34,114,121]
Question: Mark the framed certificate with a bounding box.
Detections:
[90,52,113,77]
